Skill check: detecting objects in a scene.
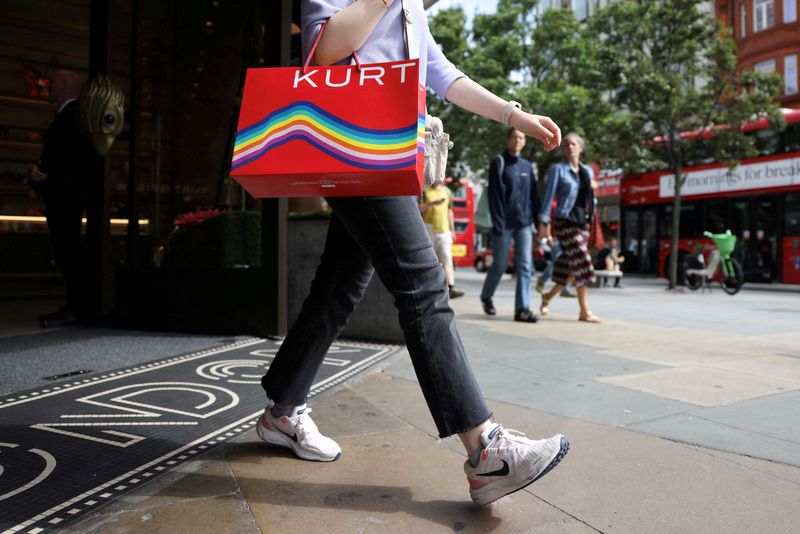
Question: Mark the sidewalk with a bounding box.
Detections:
[67,275,800,533]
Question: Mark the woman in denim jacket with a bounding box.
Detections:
[537,133,601,323]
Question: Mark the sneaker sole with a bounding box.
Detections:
[472,436,570,506]
[256,419,341,462]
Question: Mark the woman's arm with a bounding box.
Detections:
[312,0,392,66]
[444,77,561,152]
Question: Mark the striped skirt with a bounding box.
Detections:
[552,219,596,288]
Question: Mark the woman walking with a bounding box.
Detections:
[537,133,601,323]
[256,0,570,506]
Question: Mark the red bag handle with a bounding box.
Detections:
[303,20,362,74]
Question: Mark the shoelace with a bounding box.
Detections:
[489,426,533,452]
[286,407,317,436]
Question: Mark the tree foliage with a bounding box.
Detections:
[586,0,782,288]
[428,0,783,289]
[427,0,612,178]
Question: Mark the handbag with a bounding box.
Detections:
[424,115,452,185]
[230,2,425,198]
[589,212,605,251]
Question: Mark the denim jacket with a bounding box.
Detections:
[538,161,595,225]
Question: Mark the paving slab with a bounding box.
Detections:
[628,412,800,468]
[597,365,800,406]
[65,454,258,533]
[705,354,800,384]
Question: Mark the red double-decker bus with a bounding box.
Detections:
[620,108,800,284]
[448,177,477,268]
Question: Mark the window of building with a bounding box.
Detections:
[785,0,797,22]
[754,58,776,73]
[785,54,798,94]
[753,0,775,31]
[741,2,747,36]
[571,0,589,21]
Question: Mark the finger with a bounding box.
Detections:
[541,117,561,147]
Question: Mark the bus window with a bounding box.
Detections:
[664,202,701,238]
[750,128,780,156]
[451,185,467,198]
[784,124,800,153]
[786,193,800,235]
[685,137,715,166]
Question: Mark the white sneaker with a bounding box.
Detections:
[464,424,569,505]
[256,402,342,462]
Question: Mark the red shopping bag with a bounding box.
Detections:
[230,29,426,198]
[589,213,605,251]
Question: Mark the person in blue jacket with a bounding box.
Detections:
[479,128,540,323]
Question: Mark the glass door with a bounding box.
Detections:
[748,196,779,283]
[623,208,641,272]
[730,198,750,274]
[641,208,658,274]
[753,197,778,283]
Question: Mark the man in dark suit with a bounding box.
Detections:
[28,69,100,327]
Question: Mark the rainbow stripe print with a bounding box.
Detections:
[232,101,425,171]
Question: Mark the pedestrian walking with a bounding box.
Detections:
[256,0,569,506]
[479,129,540,323]
[420,179,465,299]
[537,133,601,323]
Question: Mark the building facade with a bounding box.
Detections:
[716,0,800,108]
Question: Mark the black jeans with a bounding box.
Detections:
[261,195,491,438]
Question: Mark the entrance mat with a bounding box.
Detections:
[0,338,402,533]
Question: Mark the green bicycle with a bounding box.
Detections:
[682,230,745,295]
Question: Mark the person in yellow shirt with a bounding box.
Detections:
[420,180,464,299]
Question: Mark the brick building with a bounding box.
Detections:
[716,0,800,108]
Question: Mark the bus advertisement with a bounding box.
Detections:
[620,109,800,284]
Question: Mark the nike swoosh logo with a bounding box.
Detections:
[477,460,509,477]
[279,428,298,442]
[263,418,298,443]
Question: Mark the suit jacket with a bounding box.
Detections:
[36,100,99,205]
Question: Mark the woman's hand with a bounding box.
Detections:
[510,111,561,152]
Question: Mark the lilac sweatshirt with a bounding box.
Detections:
[301,0,466,100]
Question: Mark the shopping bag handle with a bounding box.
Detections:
[303,20,362,74]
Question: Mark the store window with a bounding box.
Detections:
[753,0,775,31]
[785,0,797,22]
[785,54,798,95]
[754,58,776,73]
